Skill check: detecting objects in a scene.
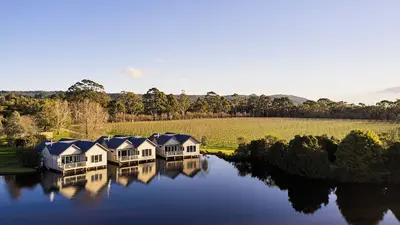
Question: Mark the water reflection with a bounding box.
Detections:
[3,157,203,202]
[4,156,400,225]
[232,160,400,224]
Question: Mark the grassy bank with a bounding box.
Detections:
[0,138,36,174]
[107,118,399,153]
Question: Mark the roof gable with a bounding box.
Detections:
[105,138,132,149]
[47,142,81,155]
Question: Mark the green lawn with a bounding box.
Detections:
[107,118,400,153]
[0,137,36,174]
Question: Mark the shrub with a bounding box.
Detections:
[335,130,385,183]
[286,135,330,179]
[317,135,339,163]
[266,140,288,170]
[385,142,400,183]
[201,135,208,146]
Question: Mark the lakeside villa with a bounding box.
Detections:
[149,132,201,160]
[34,132,200,174]
[96,136,157,166]
[35,139,108,174]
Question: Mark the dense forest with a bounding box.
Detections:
[219,129,400,184]
[1,79,400,122]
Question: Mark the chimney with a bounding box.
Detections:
[156,133,160,138]
[50,140,53,146]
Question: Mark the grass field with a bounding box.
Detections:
[0,137,36,174]
[107,118,400,152]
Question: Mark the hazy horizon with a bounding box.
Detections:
[1,0,399,104]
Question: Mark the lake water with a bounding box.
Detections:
[1,155,400,225]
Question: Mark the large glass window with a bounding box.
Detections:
[142,149,152,157]
[186,146,197,153]
[91,154,103,163]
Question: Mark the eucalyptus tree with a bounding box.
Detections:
[66,79,110,107]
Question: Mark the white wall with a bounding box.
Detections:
[182,138,200,157]
[43,147,60,171]
[85,144,108,168]
[137,140,156,161]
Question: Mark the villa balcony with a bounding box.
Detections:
[165,151,184,157]
[119,155,139,162]
[61,161,86,170]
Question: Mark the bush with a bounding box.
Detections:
[286,135,330,179]
[316,135,339,163]
[385,142,400,183]
[335,130,385,183]
[266,140,288,170]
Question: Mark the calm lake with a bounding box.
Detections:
[1,155,400,225]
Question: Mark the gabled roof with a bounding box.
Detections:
[149,132,200,145]
[73,140,108,153]
[46,142,80,156]
[34,140,51,152]
[104,138,132,149]
[127,137,157,148]
[175,134,200,144]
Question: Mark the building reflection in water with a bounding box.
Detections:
[109,161,156,186]
[41,168,109,202]
[157,158,201,179]
[2,158,202,203]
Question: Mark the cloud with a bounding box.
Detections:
[378,86,400,94]
[152,58,165,64]
[124,67,143,78]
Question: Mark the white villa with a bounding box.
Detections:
[149,132,201,160]
[96,136,156,166]
[35,139,108,174]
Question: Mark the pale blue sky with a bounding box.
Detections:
[1,0,399,103]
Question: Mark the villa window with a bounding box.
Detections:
[62,155,80,164]
[142,149,152,157]
[186,146,197,153]
[91,154,103,163]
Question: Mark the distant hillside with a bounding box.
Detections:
[1,90,308,104]
[269,94,309,105]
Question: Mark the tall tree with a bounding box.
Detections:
[37,99,71,134]
[142,88,168,120]
[107,100,126,122]
[204,91,221,114]
[178,92,191,117]
[66,79,110,107]
[258,94,272,117]
[190,97,209,113]
[166,94,180,119]
[247,94,259,117]
[75,100,108,140]
[118,92,144,121]
[4,111,24,139]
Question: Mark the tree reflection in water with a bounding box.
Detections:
[232,161,334,215]
[232,159,400,223]
[336,184,387,225]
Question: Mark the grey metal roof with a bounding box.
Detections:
[127,137,156,148]
[47,142,79,155]
[34,140,51,152]
[104,138,131,149]
[148,132,199,145]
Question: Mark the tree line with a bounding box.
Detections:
[221,128,400,184]
[1,79,400,122]
[0,78,399,147]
